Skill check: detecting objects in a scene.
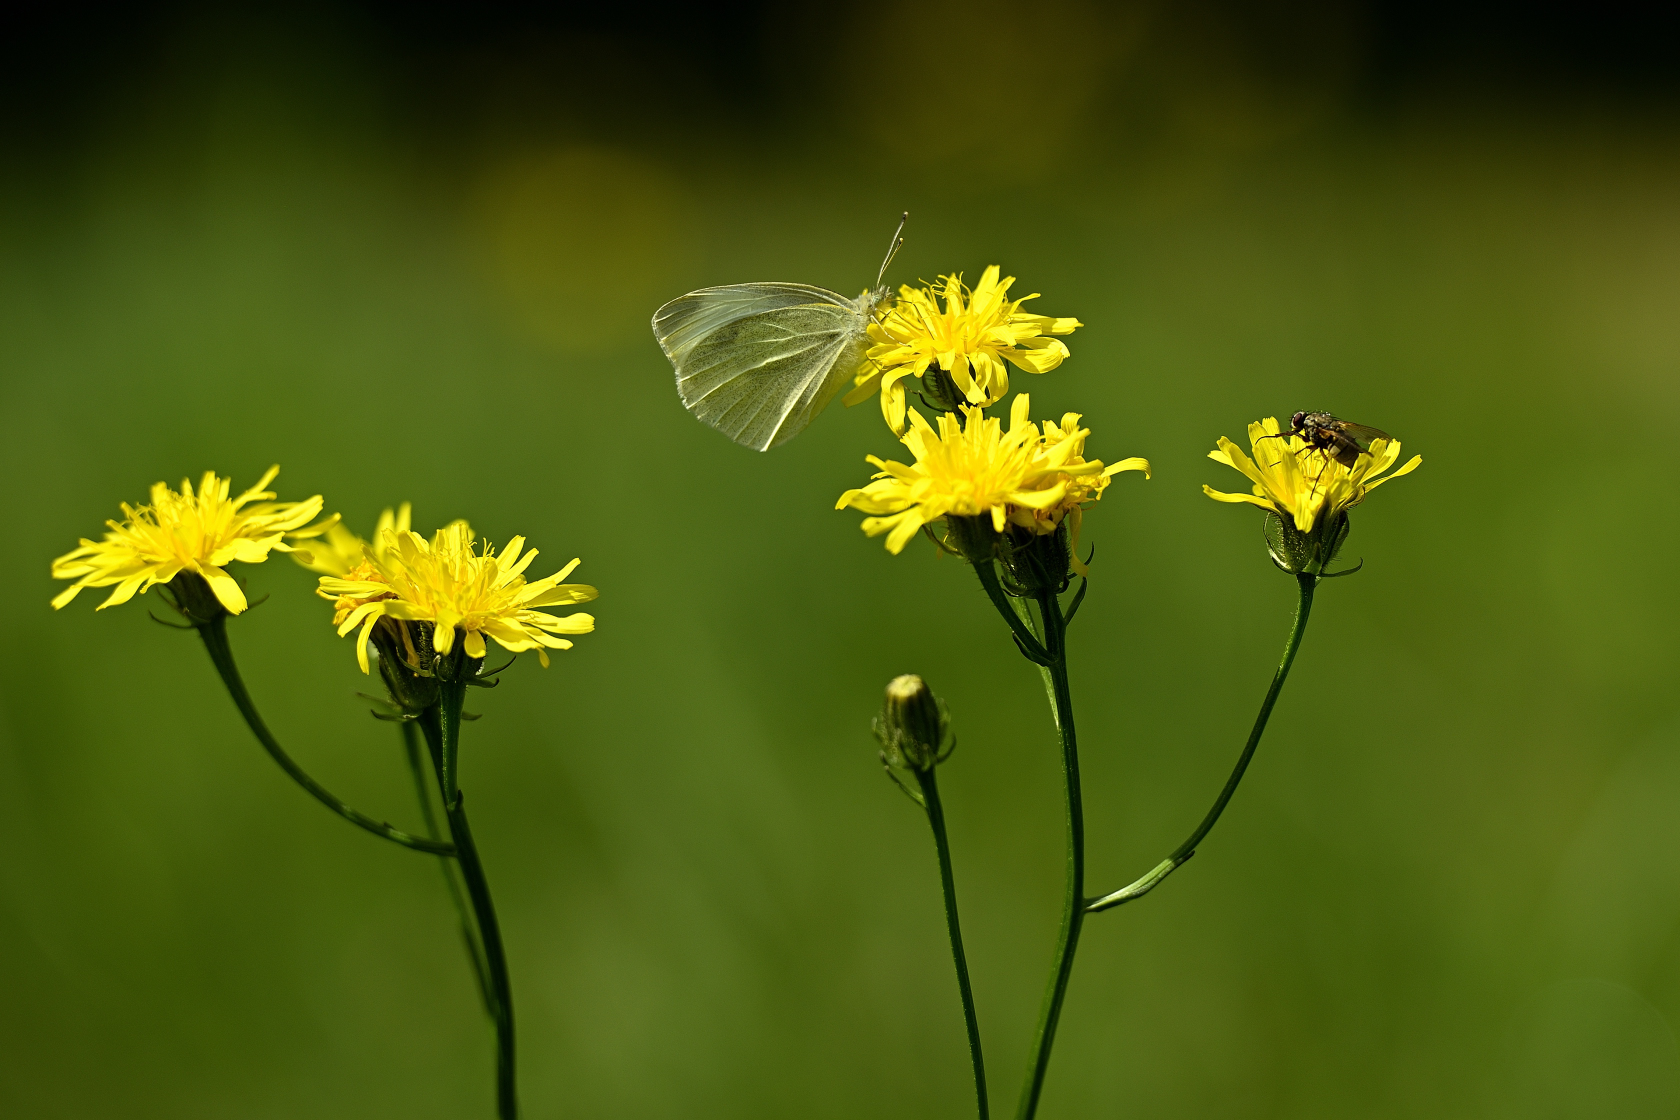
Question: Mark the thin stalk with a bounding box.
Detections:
[1013,584,1083,1120]
[1085,572,1317,913]
[974,560,1052,664]
[422,671,517,1119]
[195,616,453,856]
[915,768,989,1120]
[400,720,493,1014]
[448,795,516,1119]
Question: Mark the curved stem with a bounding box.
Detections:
[1014,587,1083,1120]
[400,721,493,1013]
[422,672,517,1119]
[447,794,516,1119]
[915,768,989,1120]
[974,560,1052,664]
[195,617,454,856]
[1085,572,1317,914]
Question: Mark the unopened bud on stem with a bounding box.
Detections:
[874,674,954,772]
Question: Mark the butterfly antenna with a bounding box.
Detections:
[876,211,908,289]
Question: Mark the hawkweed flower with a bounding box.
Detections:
[1021,411,1150,577]
[47,464,464,856]
[845,266,1082,434]
[50,466,329,616]
[315,519,597,674]
[307,511,591,1119]
[835,394,1147,564]
[1204,416,1421,573]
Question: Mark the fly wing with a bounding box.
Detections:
[1336,421,1392,451]
[652,283,871,451]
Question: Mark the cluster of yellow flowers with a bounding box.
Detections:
[837,266,1421,558]
[47,267,1420,653]
[50,470,597,671]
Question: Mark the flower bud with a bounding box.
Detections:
[874,674,953,772]
[1263,509,1350,575]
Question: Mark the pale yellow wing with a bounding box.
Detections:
[652,283,874,452]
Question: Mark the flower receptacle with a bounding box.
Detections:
[999,520,1074,596]
[1264,510,1350,576]
[164,570,234,627]
[918,366,967,414]
[944,515,1001,567]
[369,619,441,713]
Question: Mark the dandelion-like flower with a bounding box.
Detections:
[316,519,596,673]
[1203,416,1421,532]
[50,466,327,615]
[845,266,1082,434]
[836,395,1147,555]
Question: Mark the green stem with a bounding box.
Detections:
[195,617,454,856]
[914,768,989,1120]
[1013,584,1083,1120]
[1084,572,1317,914]
[400,720,493,1013]
[437,669,467,809]
[1005,592,1058,725]
[422,670,517,1120]
[448,794,516,1119]
[974,560,1052,664]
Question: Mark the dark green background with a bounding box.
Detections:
[5,4,1680,1116]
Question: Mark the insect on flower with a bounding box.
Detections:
[1263,411,1392,469]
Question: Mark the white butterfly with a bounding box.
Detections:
[652,213,907,451]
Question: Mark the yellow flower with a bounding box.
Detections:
[1203,417,1422,532]
[1022,411,1151,574]
[292,502,412,577]
[845,265,1082,434]
[51,466,327,615]
[316,519,596,673]
[836,394,1147,554]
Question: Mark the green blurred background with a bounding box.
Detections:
[5,2,1680,1116]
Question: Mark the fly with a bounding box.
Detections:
[1266,411,1391,469]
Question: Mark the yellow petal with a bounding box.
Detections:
[842,369,882,407]
[1105,456,1151,479]
[1203,485,1278,512]
[1365,454,1423,492]
[199,565,249,614]
[355,611,379,674]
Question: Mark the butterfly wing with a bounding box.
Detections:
[653,283,873,452]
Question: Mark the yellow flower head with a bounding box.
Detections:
[315,519,596,673]
[51,466,328,615]
[1203,417,1421,532]
[836,394,1147,555]
[845,265,1082,435]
